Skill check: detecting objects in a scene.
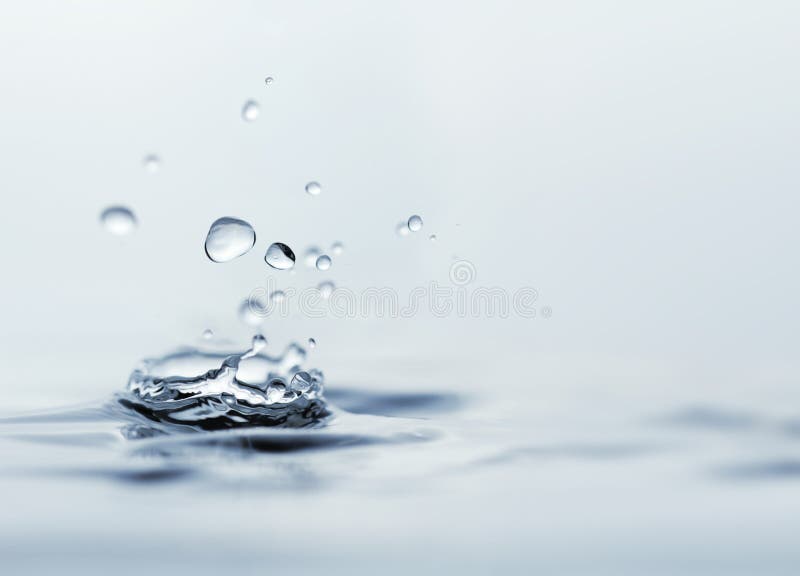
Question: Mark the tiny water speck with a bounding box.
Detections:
[265,242,296,270]
[143,154,161,173]
[242,100,260,122]
[315,254,332,271]
[408,215,424,232]
[100,206,137,236]
[204,217,256,263]
[305,181,321,196]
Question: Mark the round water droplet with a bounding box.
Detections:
[307,337,316,349]
[143,154,161,173]
[304,246,322,267]
[331,241,344,256]
[315,255,332,271]
[242,100,260,122]
[429,234,437,242]
[239,297,267,326]
[408,215,423,232]
[305,181,321,196]
[264,243,296,270]
[270,290,286,304]
[266,380,287,403]
[264,76,274,85]
[100,206,137,236]
[318,281,335,299]
[290,371,313,393]
[396,222,410,237]
[204,217,256,263]
[202,329,214,340]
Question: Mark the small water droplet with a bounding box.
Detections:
[318,281,335,299]
[251,334,267,353]
[270,290,286,303]
[429,234,437,242]
[266,380,287,403]
[204,217,256,263]
[143,154,160,173]
[239,297,267,326]
[315,254,332,271]
[305,181,321,196]
[202,329,214,340]
[290,371,313,393]
[331,241,344,256]
[304,246,322,267]
[265,243,296,270]
[307,338,316,349]
[396,222,410,237]
[408,215,423,232]
[264,76,274,86]
[242,100,260,122]
[100,206,137,236]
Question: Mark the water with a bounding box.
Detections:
[429,234,437,242]
[204,217,256,263]
[202,329,214,340]
[318,281,335,298]
[264,242,296,270]
[331,241,344,255]
[407,214,423,232]
[305,181,321,196]
[315,254,332,271]
[308,337,317,349]
[270,290,286,303]
[264,76,274,85]
[396,222,410,237]
[238,297,266,326]
[100,206,137,236]
[242,100,260,122]
[304,246,322,267]
[143,154,161,173]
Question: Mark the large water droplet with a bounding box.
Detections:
[305,181,321,196]
[242,100,260,122]
[315,255,332,271]
[408,215,423,232]
[143,154,161,173]
[396,222,410,237]
[331,241,344,256]
[290,371,313,393]
[100,206,137,236]
[204,217,256,263]
[318,281,335,299]
[265,242,296,270]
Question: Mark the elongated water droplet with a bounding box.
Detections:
[143,154,161,173]
[290,371,313,393]
[331,241,344,256]
[266,380,287,403]
[100,206,137,236]
[408,215,423,232]
[305,181,321,196]
[396,222,410,237]
[315,254,332,271]
[204,217,256,263]
[242,100,260,122]
[307,338,316,349]
[265,243,296,270]
[318,281,335,299]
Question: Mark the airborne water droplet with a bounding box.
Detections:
[304,246,322,267]
[396,222,410,237]
[305,181,321,196]
[265,243,296,270]
[270,290,286,303]
[429,234,437,242]
[143,154,161,173]
[242,100,260,122]
[204,217,256,263]
[202,329,214,340]
[331,241,344,256]
[290,371,313,393]
[408,215,423,232]
[239,297,267,326]
[251,334,267,354]
[318,281,335,299]
[315,255,332,271]
[307,338,316,349]
[100,206,137,236]
[264,76,274,85]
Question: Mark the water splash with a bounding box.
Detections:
[120,335,329,431]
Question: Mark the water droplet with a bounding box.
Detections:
[307,337,316,349]
[251,334,267,353]
[264,76,274,85]
[290,371,313,393]
[100,206,137,236]
[264,242,296,270]
[396,222,410,237]
[315,254,332,271]
[331,241,344,256]
[408,215,423,232]
[305,181,321,196]
[429,234,437,242]
[318,281,335,299]
[304,246,322,267]
[242,100,260,122]
[239,297,267,326]
[143,154,160,173]
[266,380,287,403]
[202,329,214,340]
[204,217,256,263]
[270,290,286,303]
